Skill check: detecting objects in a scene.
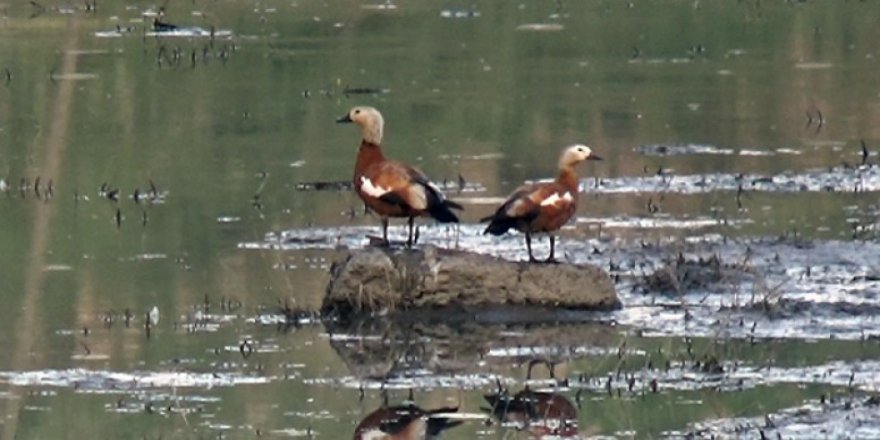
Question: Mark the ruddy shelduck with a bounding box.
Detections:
[481,144,602,262]
[338,106,463,246]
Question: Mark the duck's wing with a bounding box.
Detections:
[405,166,463,222]
[358,161,461,222]
[481,183,573,234]
[480,184,541,232]
[358,161,421,207]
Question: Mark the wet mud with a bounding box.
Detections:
[230,149,880,436]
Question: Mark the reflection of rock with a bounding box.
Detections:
[326,320,616,381]
[353,403,462,439]
[322,245,619,319]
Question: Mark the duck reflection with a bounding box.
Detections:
[483,359,579,438]
[353,402,461,440]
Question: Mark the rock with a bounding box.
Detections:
[321,245,619,319]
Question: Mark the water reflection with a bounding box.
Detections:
[325,319,617,388]
[483,360,579,438]
[353,401,463,440]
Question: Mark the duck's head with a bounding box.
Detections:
[559,144,602,169]
[337,106,384,145]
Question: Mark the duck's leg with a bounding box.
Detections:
[381,217,389,246]
[546,235,557,263]
[526,358,556,380]
[526,232,537,262]
[406,216,414,247]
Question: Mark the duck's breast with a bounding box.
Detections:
[522,184,577,232]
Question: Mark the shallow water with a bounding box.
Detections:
[2,0,880,438]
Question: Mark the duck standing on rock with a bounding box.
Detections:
[338,106,463,247]
[481,144,602,262]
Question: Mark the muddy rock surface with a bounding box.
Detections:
[321,245,619,318]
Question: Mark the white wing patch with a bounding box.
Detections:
[505,198,530,217]
[407,184,428,210]
[359,429,390,440]
[359,176,391,198]
[540,191,573,207]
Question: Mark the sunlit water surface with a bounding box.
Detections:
[2,0,880,438]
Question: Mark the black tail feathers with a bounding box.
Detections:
[481,214,514,235]
[445,199,464,211]
[425,406,463,436]
[428,199,463,223]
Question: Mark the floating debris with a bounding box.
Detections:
[516,23,564,32]
[43,264,73,272]
[628,57,693,65]
[49,72,98,81]
[438,152,504,161]
[433,178,486,193]
[119,253,168,262]
[343,85,390,97]
[94,26,136,38]
[635,144,735,156]
[151,17,178,32]
[145,27,232,38]
[794,61,833,70]
[440,9,481,18]
[148,306,160,326]
[295,180,352,191]
[635,143,802,157]
[361,2,398,10]
[452,196,506,206]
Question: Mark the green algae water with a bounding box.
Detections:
[1,1,880,438]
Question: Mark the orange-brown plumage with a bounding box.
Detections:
[481,144,602,262]
[339,107,462,246]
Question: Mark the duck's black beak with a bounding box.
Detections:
[336,113,353,123]
[588,154,603,161]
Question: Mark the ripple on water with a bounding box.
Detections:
[575,163,880,194]
[0,369,270,390]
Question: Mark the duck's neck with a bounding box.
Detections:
[362,122,383,146]
[555,165,579,194]
[355,140,386,173]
